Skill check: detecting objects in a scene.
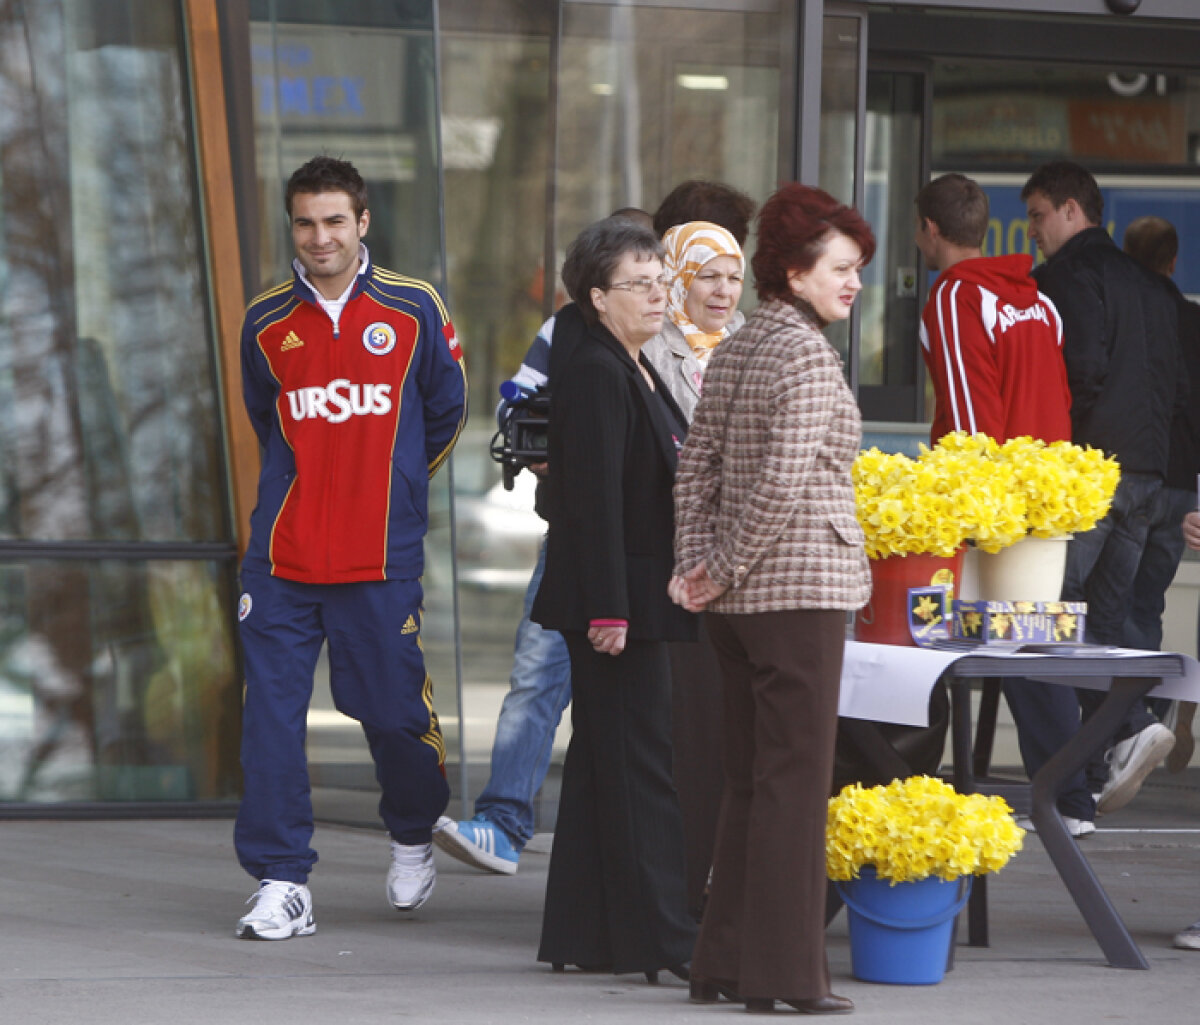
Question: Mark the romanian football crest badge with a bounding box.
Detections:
[362,322,397,356]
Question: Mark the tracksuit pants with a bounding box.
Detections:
[234,569,449,883]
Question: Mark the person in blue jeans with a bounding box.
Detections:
[1120,216,1200,769]
[1023,162,1183,814]
[433,308,571,874]
[436,533,572,872]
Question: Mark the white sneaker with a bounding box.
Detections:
[1173,920,1200,950]
[1015,815,1095,838]
[1097,723,1175,815]
[236,880,315,940]
[387,841,435,911]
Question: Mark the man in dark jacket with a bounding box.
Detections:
[1021,161,1181,814]
[1121,215,1200,773]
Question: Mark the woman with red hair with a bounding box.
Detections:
[671,183,875,1014]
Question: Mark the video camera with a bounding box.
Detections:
[489,380,550,490]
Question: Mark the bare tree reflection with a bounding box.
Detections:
[0,1,237,802]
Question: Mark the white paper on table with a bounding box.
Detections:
[838,641,964,727]
[839,642,1200,729]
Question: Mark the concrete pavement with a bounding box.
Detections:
[3,781,1198,1025]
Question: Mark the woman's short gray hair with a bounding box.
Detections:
[561,218,666,324]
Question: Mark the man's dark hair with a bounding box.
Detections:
[1123,216,1178,277]
[653,179,756,246]
[915,173,989,248]
[1020,161,1104,226]
[561,217,666,325]
[286,155,368,219]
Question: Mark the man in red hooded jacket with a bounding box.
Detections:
[915,173,1094,835]
[916,173,1072,445]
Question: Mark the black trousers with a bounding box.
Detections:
[538,632,696,974]
[670,616,726,919]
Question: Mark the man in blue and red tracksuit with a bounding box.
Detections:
[233,156,467,940]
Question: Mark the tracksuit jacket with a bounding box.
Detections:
[240,256,467,583]
[919,253,1072,444]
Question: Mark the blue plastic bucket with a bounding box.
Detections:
[835,868,972,985]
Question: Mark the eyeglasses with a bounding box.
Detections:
[606,275,669,294]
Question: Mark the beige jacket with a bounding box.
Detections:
[641,312,746,423]
[673,298,871,613]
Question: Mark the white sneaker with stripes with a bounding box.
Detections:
[236,880,315,940]
[387,841,436,911]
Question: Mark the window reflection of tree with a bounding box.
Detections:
[0,2,237,803]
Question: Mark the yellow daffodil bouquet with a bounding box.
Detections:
[827,776,1025,884]
[853,432,1120,559]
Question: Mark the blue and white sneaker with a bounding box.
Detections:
[433,815,519,875]
[236,880,315,940]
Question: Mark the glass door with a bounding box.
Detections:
[859,64,929,429]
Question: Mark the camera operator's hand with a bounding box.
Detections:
[588,620,627,656]
[529,461,549,477]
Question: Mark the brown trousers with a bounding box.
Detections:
[692,608,844,1000]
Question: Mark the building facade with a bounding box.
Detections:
[2,0,1199,815]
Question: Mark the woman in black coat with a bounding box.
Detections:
[531,217,697,979]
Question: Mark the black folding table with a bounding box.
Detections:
[840,642,1198,970]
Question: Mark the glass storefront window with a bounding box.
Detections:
[859,69,925,423]
[556,1,783,263]
[818,12,863,367]
[0,2,227,543]
[0,558,240,802]
[248,2,442,287]
[819,14,861,207]
[932,62,1200,299]
[932,62,1200,172]
[439,4,555,802]
[0,2,240,810]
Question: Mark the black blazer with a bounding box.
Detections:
[531,304,697,642]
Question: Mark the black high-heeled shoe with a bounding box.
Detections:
[745,994,854,1015]
[689,975,741,1004]
[645,964,690,984]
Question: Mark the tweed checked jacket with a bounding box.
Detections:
[673,297,871,614]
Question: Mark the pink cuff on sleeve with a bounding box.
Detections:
[589,619,628,629]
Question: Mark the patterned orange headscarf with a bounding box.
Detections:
[662,221,745,354]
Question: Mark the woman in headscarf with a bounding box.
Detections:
[642,221,745,922]
[642,220,745,421]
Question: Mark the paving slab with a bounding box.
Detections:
[1,812,1198,1025]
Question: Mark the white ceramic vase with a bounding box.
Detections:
[966,536,1070,602]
